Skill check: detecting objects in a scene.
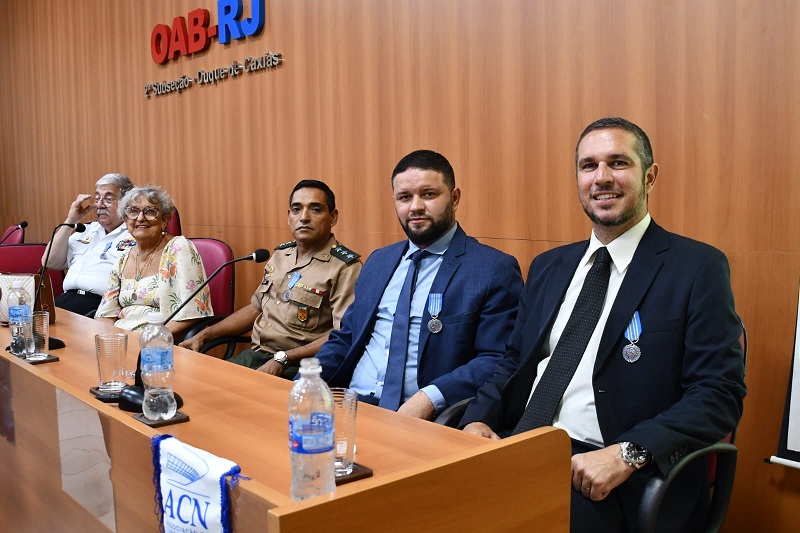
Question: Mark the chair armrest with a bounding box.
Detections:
[180,315,249,360]
[182,315,227,342]
[434,397,475,427]
[637,442,738,533]
[199,335,252,360]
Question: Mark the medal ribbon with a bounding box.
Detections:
[287,272,301,289]
[427,293,442,317]
[624,311,642,343]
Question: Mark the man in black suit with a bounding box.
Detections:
[460,118,746,532]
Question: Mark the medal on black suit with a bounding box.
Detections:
[623,311,642,363]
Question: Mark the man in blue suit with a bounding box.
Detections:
[461,118,746,532]
[316,150,523,420]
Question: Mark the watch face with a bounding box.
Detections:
[623,443,647,464]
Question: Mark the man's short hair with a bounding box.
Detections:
[290,180,336,212]
[575,117,654,171]
[96,173,134,198]
[391,150,456,190]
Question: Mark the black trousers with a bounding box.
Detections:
[55,290,102,317]
[569,439,709,533]
[227,348,299,379]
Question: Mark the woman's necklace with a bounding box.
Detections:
[134,235,164,281]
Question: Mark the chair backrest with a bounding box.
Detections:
[638,317,746,533]
[0,243,65,297]
[1,224,25,245]
[708,317,748,478]
[166,207,182,236]
[190,238,235,316]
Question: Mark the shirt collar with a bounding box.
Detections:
[105,222,128,237]
[405,222,459,259]
[311,234,339,261]
[585,213,651,274]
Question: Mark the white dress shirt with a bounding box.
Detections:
[527,214,651,446]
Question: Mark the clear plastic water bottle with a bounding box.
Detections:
[139,312,177,420]
[8,281,34,358]
[289,358,336,501]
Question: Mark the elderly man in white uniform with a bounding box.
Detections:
[42,173,135,315]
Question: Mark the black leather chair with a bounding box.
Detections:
[637,318,747,533]
[434,397,473,427]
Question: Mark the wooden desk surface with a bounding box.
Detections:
[19,311,485,493]
[1,310,571,532]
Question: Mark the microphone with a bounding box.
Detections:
[0,220,28,245]
[117,248,270,412]
[35,223,87,350]
[162,248,269,324]
[36,223,86,307]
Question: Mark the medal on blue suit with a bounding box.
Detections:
[427,293,443,333]
[623,311,642,363]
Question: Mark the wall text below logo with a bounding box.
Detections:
[144,51,282,98]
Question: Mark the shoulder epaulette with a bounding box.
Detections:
[330,243,361,265]
[274,240,297,250]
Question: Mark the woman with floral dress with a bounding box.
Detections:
[95,185,213,340]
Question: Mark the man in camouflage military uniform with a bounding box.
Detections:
[180,180,361,378]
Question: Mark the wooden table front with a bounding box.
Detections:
[0,310,570,532]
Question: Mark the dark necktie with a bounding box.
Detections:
[512,247,612,435]
[380,249,430,410]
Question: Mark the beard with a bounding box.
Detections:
[581,177,647,229]
[400,203,455,247]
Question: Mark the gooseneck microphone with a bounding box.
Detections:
[36,223,86,306]
[0,220,28,245]
[117,248,271,412]
[35,223,86,351]
[162,248,270,324]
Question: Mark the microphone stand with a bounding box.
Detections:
[118,249,270,412]
[0,221,27,246]
[36,223,86,350]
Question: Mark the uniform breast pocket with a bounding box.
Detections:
[256,279,274,305]
[71,243,91,259]
[286,289,323,329]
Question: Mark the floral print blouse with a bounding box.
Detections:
[96,236,213,331]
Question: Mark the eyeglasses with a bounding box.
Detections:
[124,206,160,221]
[94,194,118,205]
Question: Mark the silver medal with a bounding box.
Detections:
[427,317,443,333]
[622,343,641,363]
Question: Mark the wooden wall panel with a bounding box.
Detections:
[1,1,799,531]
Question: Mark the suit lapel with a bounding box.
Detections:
[416,228,466,359]
[513,243,587,384]
[351,243,407,347]
[594,222,669,374]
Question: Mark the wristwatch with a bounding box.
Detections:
[619,441,651,469]
[273,351,289,366]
